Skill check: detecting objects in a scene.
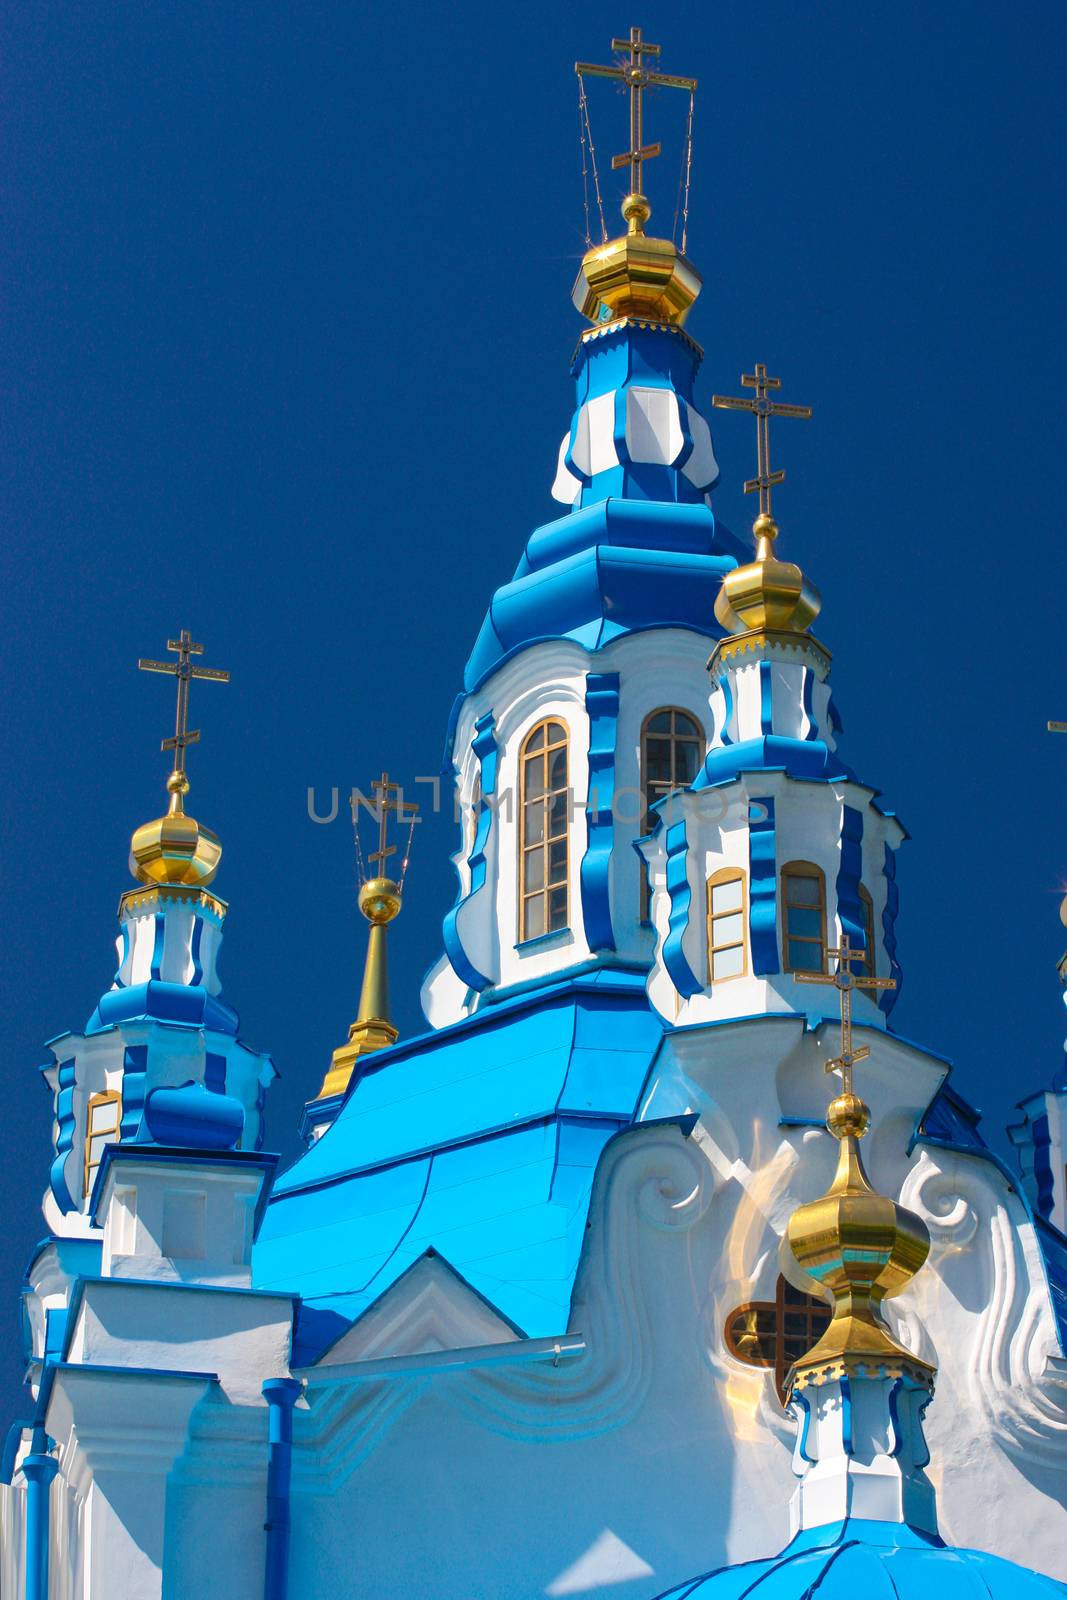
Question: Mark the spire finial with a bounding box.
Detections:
[129,630,230,887]
[312,774,420,1105]
[576,26,697,235]
[784,938,931,1384]
[137,630,231,814]
[712,362,812,532]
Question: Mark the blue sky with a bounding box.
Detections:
[1,1,1065,1422]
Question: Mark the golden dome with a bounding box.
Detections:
[714,513,822,638]
[129,770,222,889]
[572,196,702,327]
[785,1093,932,1378]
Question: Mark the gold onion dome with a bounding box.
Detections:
[786,1088,933,1377]
[572,194,702,327]
[129,770,222,888]
[714,512,822,639]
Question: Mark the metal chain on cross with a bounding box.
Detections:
[576,70,607,245]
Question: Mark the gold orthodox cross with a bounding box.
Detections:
[138,629,230,776]
[367,772,419,878]
[712,364,812,520]
[795,932,897,1098]
[576,26,697,200]
[1049,721,1067,734]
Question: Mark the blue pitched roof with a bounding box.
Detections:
[253,973,664,1361]
[464,498,741,693]
[657,1520,1067,1598]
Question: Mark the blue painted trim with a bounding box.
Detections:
[48,1059,77,1215]
[88,1146,279,1230]
[839,1371,854,1455]
[749,796,780,976]
[662,819,701,997]
[758,661,774,735]
[262,1378,302,1600]
[442,711,497,993]
[87,981,240,1036]
[793,1390,815,1464]
[205,1051,227,1095]
[149,913,166,981]
[581,671,620,952]
[612,386,630,467]
[190,917,205,986]
[718,675,734,744]
[23,1449,58,1600]
[120,1044,149,1141]
[836,805,865,955]
[801,668,819,740]
[881,842,903,1015]
[1031,1113,1055,1220]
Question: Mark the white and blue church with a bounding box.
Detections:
[3,29,1067,1600]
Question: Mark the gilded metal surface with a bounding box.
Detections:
[118,883,227,922]
[712,363,812,522]
[313,774,419,1104]
[783,936,933,1392]
[713,515,823,639]
[572,28,700,325]
[709,628,832,675]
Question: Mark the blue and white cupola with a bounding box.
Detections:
[425,161,750,1026]
[40,636,276,1238]
[640,464,907,1035]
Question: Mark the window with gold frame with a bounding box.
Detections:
[519,719,569,941]
[780,861,827,975]
[706,867,747,982]
[84,1090,122,1196]
[724,1276,833,1403]
[640,708,704,917]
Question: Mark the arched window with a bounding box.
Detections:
[519,719,569,941]
[641,708,705,916]
[781,861,827,974]
[707,868,747,982]
[724,1276,832,1403]
[857,885,876,977]
[84,1090,122,1196]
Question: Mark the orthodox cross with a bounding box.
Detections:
[795,932,897,1098]
[137,630,230,776]
[366,772,419,880]
[712,364,812,521]
[576,26,697,200]
[1049,721,1067,734]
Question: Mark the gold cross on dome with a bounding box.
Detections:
[367,771,418,876]
[576,26,697,201]
[795,932,897,1098]
[712,364,812,521]
[1049,721,1067,734]
[138,629,230,777]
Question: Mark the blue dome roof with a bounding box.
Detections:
[657,1521,1067,1599]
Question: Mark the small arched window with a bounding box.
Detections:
[725,1276,832,1403]
[519,719,569,941]
[707,868,747,982]
[641,708,705,916]
[84,1090,122,1196]
[781,861,827,974]
[858,885,876,978]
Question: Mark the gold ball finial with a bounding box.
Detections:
[359,876,402,925]
[826,1092,871,1140]
[621,192,651,234]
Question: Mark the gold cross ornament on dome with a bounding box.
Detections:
[712,364,813,523]
[138,629,230,783]
[795,932,897,1104]
[576,25,697,207]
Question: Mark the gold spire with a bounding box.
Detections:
[129,631,230,888]
[573,29,700,326]
[784,936,933,1387]
[315,774,418,1102]
[710,364,824,657]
